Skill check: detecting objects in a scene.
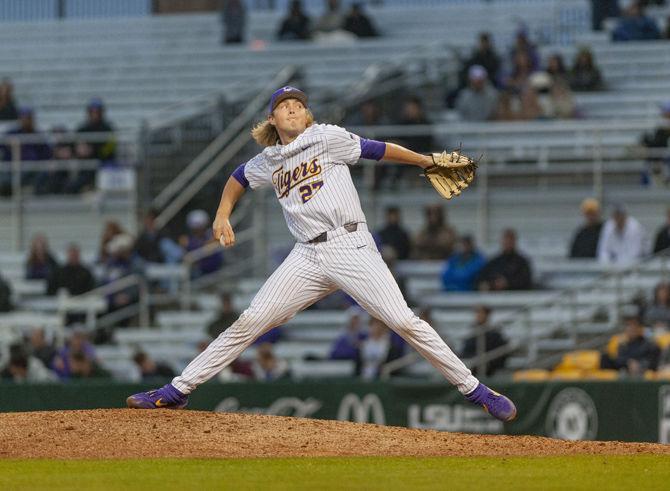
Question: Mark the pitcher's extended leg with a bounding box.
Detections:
[172,244,334,394]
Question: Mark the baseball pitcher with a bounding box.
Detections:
[127,86,516,422]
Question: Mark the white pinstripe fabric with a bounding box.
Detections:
[171,225,479,395]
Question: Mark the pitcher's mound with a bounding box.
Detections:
[0,409,667,459]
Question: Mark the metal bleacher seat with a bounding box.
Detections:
[155,310,218,330]
[290,359,355,380]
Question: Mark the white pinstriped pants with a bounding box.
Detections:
[172,224,479,395]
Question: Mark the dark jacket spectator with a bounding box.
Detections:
[207,293,240,339]
[459,32,501,89]
[569,47,604,91]
[569,198,604,258]
[47,244,95,296]
[455,65,499,121]
[221,0,246,44]
[2,107,51,162]
[25,233,59,280]
[76,98,116,162]
[612,2,661,41]
[478,229,532,291]
[645,282,670,330]
[461,305,508,376]
[133,351,175,380]
[0,79,18,121]
[442,235,486,292]
[601,309,660,374]
[508,28,540,73]
[396,96,433,153]
[27,328,56,369]
[0,272,12,312]
[641,102,670,187]
[134,209,166,264]
[377,207,411,260]
[343,3,377,38]
[654,208,670,253]
[413,204,457,260]
[546,53,569,85]
[277,0,311,40]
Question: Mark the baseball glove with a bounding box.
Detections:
[424,148,479,200]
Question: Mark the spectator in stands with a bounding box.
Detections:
[359,317,404,380]
[1,343,57,383]
[413,204,457,260]
[25,233,59,280]
[529,72,576,120]
[68,351,111,379]
[461,305,508,377]
[569,47,604,92]
[396,96,433,153]
[251,343,289,381]
[133,351,175,380]
[0,78,18,121]
[504,50,535,95]
[590,0,620,31]
[26,327,56,369]
[569,198,604,258]
[277,0,311,40]
[180,209,223,277]
[645,282,670,331]
[640,101,670,187]
[546,53,569,85]
[73,98,116,192]
[612,1,661,41]
[346,99,386,127]
[207,292,240,338]
[47,243,95,296]
[98,220,124,264]
[101,233,141,313]
[459,32,501,90]
[508,27,540,73]
[441,235,486,292]
[600,306,660,374]
[342,3,378,38]
[455,65,499,122]
[38,125,76,195]
[134,209,166,264]
[653,208,670,253]
[597,203,647,266]
[313,0,345,36]
[330,306,367,365]
[478,229,533,291]
[0,271,12,312]
[221,0,246,44]
[51,329,98,379]
[377,206,411,260]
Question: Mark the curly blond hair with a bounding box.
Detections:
[251,110,315,147]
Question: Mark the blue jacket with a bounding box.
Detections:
[441,251,486,292]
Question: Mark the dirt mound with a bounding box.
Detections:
[0,409,667,459]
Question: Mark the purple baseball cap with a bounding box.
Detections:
[268,86,308,114]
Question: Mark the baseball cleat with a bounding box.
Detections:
[126,383,188,409]
[465,383,517,422]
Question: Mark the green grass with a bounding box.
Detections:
[1,456,669,490]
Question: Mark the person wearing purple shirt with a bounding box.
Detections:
[330,307,368,361]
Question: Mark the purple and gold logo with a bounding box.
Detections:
[272,157,323,201]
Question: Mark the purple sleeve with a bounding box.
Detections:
[231,163,249,188]
[359,138,386,161]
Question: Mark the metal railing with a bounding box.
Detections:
[381,249,670,379]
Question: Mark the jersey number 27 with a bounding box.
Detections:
[299,180,323,203]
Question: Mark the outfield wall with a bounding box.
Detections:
[2,380,669,444]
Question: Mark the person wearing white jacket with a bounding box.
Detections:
[597,204,647,266]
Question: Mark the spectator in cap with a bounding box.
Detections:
[600,305,660,375]
[441,235,486,292]
[413,204,458,260]
[640,101,670,187]
[180,209,223,277]
[612,1,661,41]
[72,98,116,192]
[597,204,647,266]
[653,207,670,254]
[455,65,499,121]
[0,78,18,121]
[277,0,311,40]
[569,198,604,258]
[569,47,604,92]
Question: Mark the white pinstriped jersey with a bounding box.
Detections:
[244,123,366,242]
